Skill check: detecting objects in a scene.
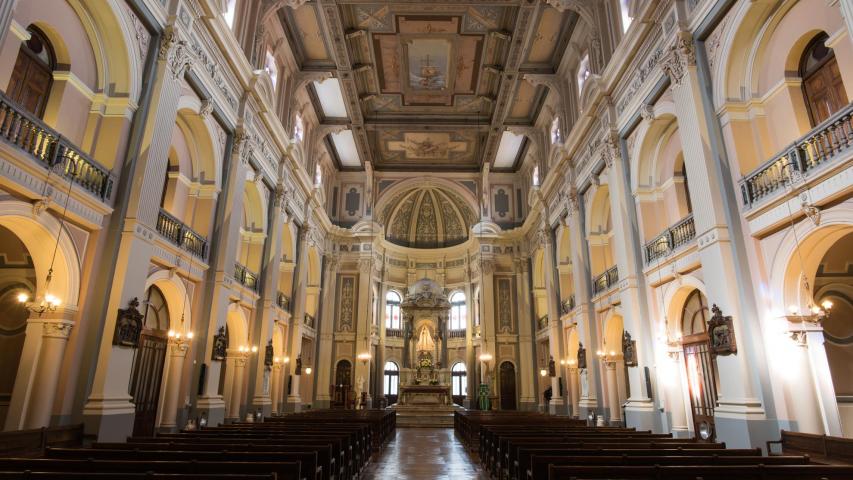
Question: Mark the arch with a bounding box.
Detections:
[225,303,249,348]
[451,361,467,398]
[498,360,518,410]
[661,274,710,338]
[375,177,480,224]
[602,310,624,356]
[143,270,192,333]
[334,359,352,387]
[0,200,81,307]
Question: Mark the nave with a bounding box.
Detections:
[363,428,486,480]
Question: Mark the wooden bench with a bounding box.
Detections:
[0,458,301,480]
[0,425,83,458]
[767,429,853,465]
[547,463,853,479]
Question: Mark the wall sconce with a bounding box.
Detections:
[167,329,194,344]
[305,366,313,375]
[283,356,290,363]
[18,289,61,316]
[478,352,493,362]
[539,368,548,377]
[559,359,566,366]
[238,345,258,354]
[357,352,371,365]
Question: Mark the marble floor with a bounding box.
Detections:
[363,428,487,479]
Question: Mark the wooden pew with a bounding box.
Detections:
[767,430,853,465]
[546,463,853,479]
[0,458,301,480]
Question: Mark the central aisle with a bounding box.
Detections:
[363,428,486,479]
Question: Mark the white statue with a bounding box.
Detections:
[579,368,589,398]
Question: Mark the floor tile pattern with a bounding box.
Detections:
[363,428,487,479]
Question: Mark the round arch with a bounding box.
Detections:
[225,303,249,348]
[143,271,192,332]
[601,309,624,355]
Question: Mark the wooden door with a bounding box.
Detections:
[683,336,718,442]
[499,361,517,411]
[130,330,168,437]
[7,29,53,117]
[801,35,849,126]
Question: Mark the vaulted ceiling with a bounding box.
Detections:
[277,1,577,172]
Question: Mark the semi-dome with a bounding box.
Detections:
[378,186,476,249]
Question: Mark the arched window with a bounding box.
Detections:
[619,0,634,33]
[385,291,401,330]
[532,165,540,187]
[222,0,237,28]
[314,164,322,186]
[452,362,467,396]
[143,285,169,332]
[550,117,561,145]
[293,113,305,143]
[264,49,279,87]
[800,33,848,126]
[576,53,591,94]
[8,26,55,117]
[383,361,399,396]
[450,291,466,330]
[681,289,709,337]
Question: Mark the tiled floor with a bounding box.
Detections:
[363,428,487,479]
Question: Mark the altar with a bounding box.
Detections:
[398,384,452,406]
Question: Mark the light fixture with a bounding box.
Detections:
[559,359,566,366]
[305,366,312,375]
[539,368,548,377]
[251,345,258,353]
[357,352,371,365]
[478,352,493,362]
[17,288,61,315]
[283,356,290,363]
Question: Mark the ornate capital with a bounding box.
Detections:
[600,135,621,168]
[159,26,191,79]
[661,32,696,86]
[358,258,372,273]
[42,321,74,339]
[199,99,214,119]
[481,259,495,276]
[640,104,655,123]
[169,340,190,356]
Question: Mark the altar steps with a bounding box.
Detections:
[392,404,461,428]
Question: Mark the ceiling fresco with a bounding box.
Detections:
[378,186,478,249]
[279,2,577,171]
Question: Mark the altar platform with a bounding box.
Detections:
[392,384,461,427]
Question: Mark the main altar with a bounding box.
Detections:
[391,279,460,426]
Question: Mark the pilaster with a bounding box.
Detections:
[285,225,310,411]
[315,254,339,407]
[515,257,536,411]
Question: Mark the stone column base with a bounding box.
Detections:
[195,395,226,427]
[625,400,659,432]
[82,397,135,442]
[714,406,778,451]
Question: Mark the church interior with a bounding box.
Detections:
[0,0,852,478]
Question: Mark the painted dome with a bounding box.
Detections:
[378,186,476,249]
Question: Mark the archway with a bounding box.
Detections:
[334,359,353,409]
[679,289,718,442]
[0,226,36,428]
[499,361,517,410]
[129,285,170,436]
[601,312,626,424]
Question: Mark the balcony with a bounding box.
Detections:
[0,93,113,201]
[537,315,549,331]
[234,262,258,291]
[592,266,619,295]
[448,329,466,339]
[643,214,696,264]
[386,328,403,338]
[276,292,291,312]
[560,295,576,315]
[157,209,209,259]
[304,313,315,329]
[740,103,853,209]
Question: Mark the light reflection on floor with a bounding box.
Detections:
[363,428,487,479]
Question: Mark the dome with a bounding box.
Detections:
[378,186,476,249]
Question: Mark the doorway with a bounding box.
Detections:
[129,286,169,436]
[680,289,718,442]
[499,361,517,410]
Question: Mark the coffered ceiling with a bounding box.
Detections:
[277,1,577,172]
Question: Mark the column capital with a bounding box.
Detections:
[42,320,74,339]
[168,340,190,357]
[159,26,192,79]
[661,31,696,87]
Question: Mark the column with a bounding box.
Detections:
[604,360,621,424]
[567,366,580,418]
[314,254,339,408]
[604,135,656,430]
[0,0,18,51]
[354,258,373,406]
[480,258,497,401]
[567,195,601,416]
[285,226,310,411]
[221,353,237,420]
[227,353,247,421]
[663,350,691,438]
[663,32,768,445]
[803,327,843,436]
[464,275,476,409]
[374,279,388,405]
[82,25,191,442]
[10,314,74,430]
[540,226,564,414]
[515,257,537,411]
[832,0,853,41]
[158,340,189,431]
[248,183,287,416]
[270,362,281,415]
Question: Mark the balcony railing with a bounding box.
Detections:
[304,313,315,329]
[448,329,466,339]
[537,315,549,331]
[560,295,576,315]
[276,292,291,312]
[234,262,258,291]
[592,266,619,295]
[643,214,696,264]
[0,93,113,200]
[156,209,209,259]
[740,102,853,208]
[386,328,403,338]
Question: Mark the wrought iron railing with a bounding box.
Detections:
[386,328,403,338]
[537,315,549,331]
[592,265,619,295]
[448,329,466,339]
[0,93,113,200]
[234,262,258,291]
[276,292,291,312]
[304,313,315,328]
[643,214,696,264]
[740,102,853,208]
[156,209,209,259]
[560,295,576,315]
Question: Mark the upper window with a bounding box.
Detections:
[450,291,466,330]
[222,0,237,28]
[619,0,634,33]
[314,164,322,186]
[384,361,399,396]
[576,53,591,94]
[8,26,55,117]
[293,113,305,143]
[532,165,540,187]
[385,291,401,330]
[800,33,848,127]
[264,49,278,87]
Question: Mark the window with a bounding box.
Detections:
[222,0,237,28]
[264,49,278,87]
[577,53,591,94]
[385,291,401,330]
[619,0,634,33]
[550,117,561,145]
[293,114,305,143]
[8,26,55,117]
[450,291,466,330]
[452,362,467,396]
[532,165,540,187]
[800,33,848,126]
[383,361,399,396]
[314,164,322,187]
